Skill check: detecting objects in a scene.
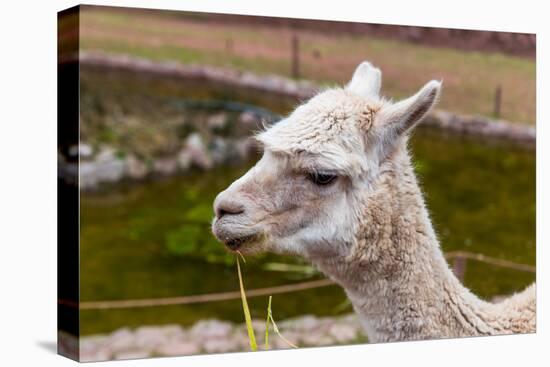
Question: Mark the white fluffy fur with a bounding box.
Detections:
[212,61,536,342]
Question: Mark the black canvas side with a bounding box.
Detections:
[57,5,80,361]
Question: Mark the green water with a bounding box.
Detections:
[79,66,535,335]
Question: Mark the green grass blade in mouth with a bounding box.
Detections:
[237,258,258,351]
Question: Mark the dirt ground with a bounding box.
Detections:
[76,6,536,124]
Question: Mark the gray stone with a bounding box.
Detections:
[203,338,239,353]
[157,324,186,339]
[79,161,99,189]
[134,326,169,350]
[235,137,256,159]
[185,133,213,170]
[153,157,178,176]
[94,147,125,183]
[207,113,227,130]
[238,111,258,128]
[80,348,113,363]
[79,143,93,158]
[210,137,229,164]
[114,349,151,360]
[126,155,148,179]
[156,342,200,356]
[312,335,336,346]
[288,315,319,332]
[76,313,366,361]
[190,319,233,340]
[107,328,135,352]
[177,148,192,171]
[328,323,358,343]
[69,143,93,158]
[230,329,250,350]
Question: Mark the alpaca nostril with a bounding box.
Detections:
[215,200,245,219]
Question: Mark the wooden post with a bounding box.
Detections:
[452,256,467,282]
[291,34,300,79]
[494,85,502,119]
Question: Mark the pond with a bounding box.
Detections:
[79,65,535,336]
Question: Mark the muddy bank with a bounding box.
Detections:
[77,52,535,146]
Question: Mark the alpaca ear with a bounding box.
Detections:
[379,80,441,136]
[346,61,382,98]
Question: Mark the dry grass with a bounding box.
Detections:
[79,7,536,124]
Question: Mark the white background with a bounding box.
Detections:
[0,0,547,366]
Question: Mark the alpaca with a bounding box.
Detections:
[211,61,536,342]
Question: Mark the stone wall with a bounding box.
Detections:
[74,314,365,362]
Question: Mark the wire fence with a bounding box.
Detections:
[59,250,534,310]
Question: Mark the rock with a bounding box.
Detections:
[177,148,192,171]
[287,315,319,332]
[79,161,99,189]
[185,133,213,170]
[79,143,93,158]
[95,146,116,161]
[230,329,250,350]
[203,338,239,353]
[301,332,334,346]
[153,157,178,176]
[235,137,257,159]
[134,326,169,350]
[250,320,266,334]
[77,313,366,360]
[94,147,125,183]
[210,137,229,164]
[125,155,148,179]
[79,335,108,355]
[328,323,358,343]
[190,319,233,340]
[114,349,151,360]
[238,111,259,128]
[156,342,200,356]
[69,143,93,158]
[80,348,112,363]
[207,113,227,130]
[107,328,135,352]
[157,324,186,339]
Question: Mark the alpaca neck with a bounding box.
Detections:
[313,146,496,342]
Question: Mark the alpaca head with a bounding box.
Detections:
[212,61,441,260]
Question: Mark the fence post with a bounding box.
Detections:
[452,256,467,282]
[494,85,502,119]
[291,34,300,79]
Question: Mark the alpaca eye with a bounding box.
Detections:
[308,172,337,186]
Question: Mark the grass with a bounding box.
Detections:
[236,256,258,351]
[78,7,536,124]
[237,256,299,351]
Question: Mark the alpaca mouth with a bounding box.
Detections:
[223,234,257,251]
